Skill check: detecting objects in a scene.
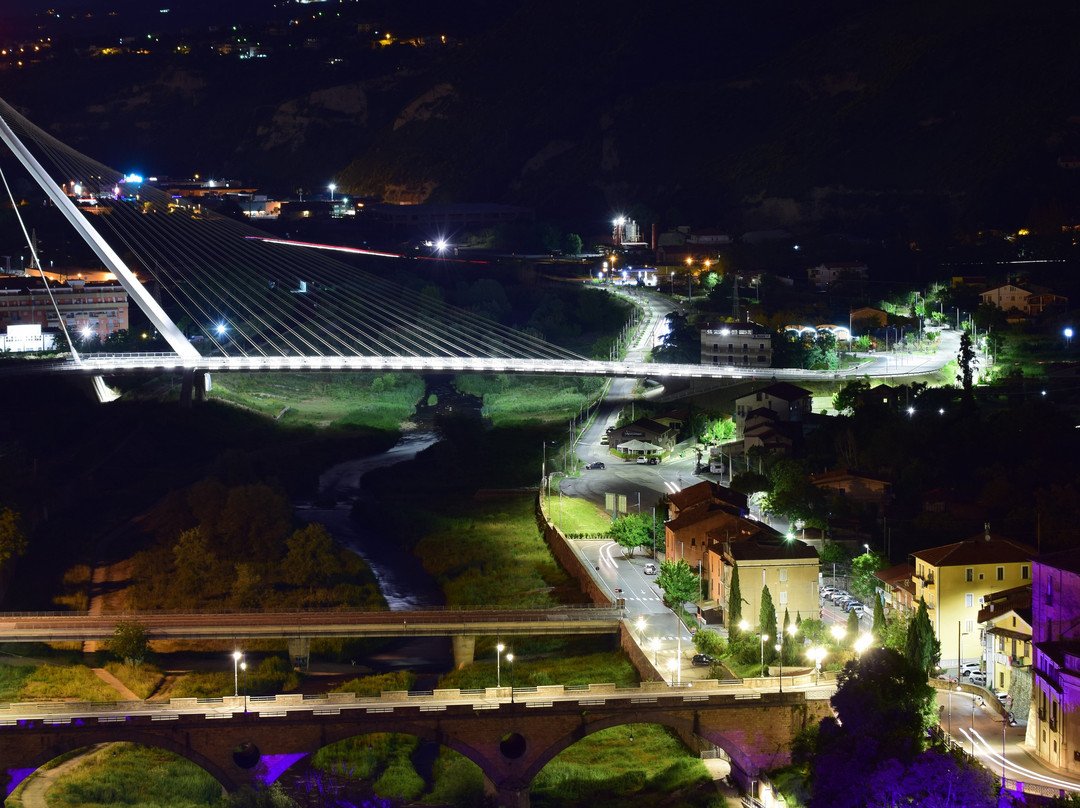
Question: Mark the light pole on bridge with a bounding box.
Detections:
[232,650,243,697]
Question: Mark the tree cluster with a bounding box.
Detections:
[129,477,384,611]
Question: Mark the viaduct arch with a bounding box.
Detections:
[3,688,832,808]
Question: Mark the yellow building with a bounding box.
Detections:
[910,526,1035,673]
[715,537,820,630]
[977,585,1031,694]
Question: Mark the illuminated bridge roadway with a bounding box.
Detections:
[5,351,938,381]
[0,606,622,668]
[0,675,835,808]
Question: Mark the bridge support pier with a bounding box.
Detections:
[451,635,476,669]
[484,776,530,808]
[179,370,209,407]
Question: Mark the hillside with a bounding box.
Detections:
[2,0,1080,239]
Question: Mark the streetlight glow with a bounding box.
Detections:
[232,650,243,697]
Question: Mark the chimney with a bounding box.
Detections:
[984,522,991,541]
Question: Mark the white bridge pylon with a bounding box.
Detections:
[0,109,200,362]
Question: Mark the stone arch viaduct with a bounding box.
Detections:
[2,681,832,807]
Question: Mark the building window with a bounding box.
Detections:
[779,591,788,605]
[966,568,974,582]
[779,568,787,582]
[966,619,974,634]
[965,593,974,608]
[997,567,1004,581]
[1022,565,1029,580]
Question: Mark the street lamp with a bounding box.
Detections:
[668,656,680,685]
[760,633,769,677]
[506,652,514,702]
[232,650,242,697]
[830,624,846,646]
[635,615,646,642]
[496,642,505,687]
[775,643,783,692]
[651,636,660,664]
[807,647,826,684]
[328,182,336,201]
[1066,327,1073,349]
[240,661,248,713]
[854,633,872,658]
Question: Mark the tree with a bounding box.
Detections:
[862,751,998,808]
[610,513,652,557]
[699,415,735,446]
[561,232,583,255]
[656,558,698,611]
[693,628,725,657]
[905,597,940,674]
[172,528,216,604]
[957,331,979,408]
[871,593,886,638]
[107,620,149,667]
[807,648,937,808]
[284,523,338,591]
[760,585,778,668]
[846,605,860,637]
[0,506,26,574]
[849,550,888,601]
[781,608,795,664]
[727,561,744,635]
[831,379,871,415]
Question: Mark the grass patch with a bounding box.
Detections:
[104,662,165,700]
[43,742,222,808]
[168,656,301,699]
[330,670,417,697]
[436,650,639,690]
[208,371,425,430]
[544,495,614,535]
[414,494,572,608]
[453,375,605,427]
[531,724,715,808]
[1,664,120,702]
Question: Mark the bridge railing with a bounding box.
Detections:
[0,673,838,721]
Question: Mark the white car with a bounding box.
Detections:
[959,662,982,677]
[968,671,988,687]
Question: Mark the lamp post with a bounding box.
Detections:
[807,647,825,684]
[775,643,783,692]
[636,615,646,642]
[232,650,242,697]
[760,633,769,678]
[830,624,845,649]
[506,653,514,702]
[329,182,336,201]
[496,642,505,687]
[668,656,680,685]
[1066,327,1073,349]
[651,637,660,665]
[240,661,248,713]
[854,633,872,659]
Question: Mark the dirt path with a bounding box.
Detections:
[9,745,105,808]
[89,666,140,701]
[82,558,134,654]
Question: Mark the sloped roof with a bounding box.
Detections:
[667,499,742,531]
[667,480,747,515]
[873,562,915,586]
[811,468,892,485]
[758,382,812,402]
[911,532,1036,567]
[1034,547,1080,576]
[725,537,819,562]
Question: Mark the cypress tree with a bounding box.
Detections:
[760,585,778,667]
[905,597,939,673]
[727,560,743,635]
[872,592,886,638]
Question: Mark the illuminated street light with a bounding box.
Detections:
[216,322,227,337]
[651,637,660,664]
[506,652,515,702]
[328,182,336,201]
[635,615,646,642]
[807,647,826,684]
[854,633,873,658]
[1066,327,1073,348]
[830,625,846,645]
[760,633,769,677]
[240,660,248,713]
[496,642,505,687]
[668,655,680,685]
[232,650,243,697]
[775,642,783,692]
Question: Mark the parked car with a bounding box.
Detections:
[960,662,983,678]
[692,654,717,667]
[820,585,836,596]
[600,435,609,445]
[643,563,657,575]
[636,456,649,464]
[850,604,866,618]
[647,456,660,465]
[585,461,605,470]
[606,426,615,433]
[968,671,988,687]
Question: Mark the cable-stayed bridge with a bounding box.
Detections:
[0,97,939,394]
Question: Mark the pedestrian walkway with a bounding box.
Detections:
[91,666,141,700]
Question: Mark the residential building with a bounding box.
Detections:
[977,585,1031,694]
[700,322,772,368]
[742,409,804,458]
[872,562,916,617]
[610,418,678,458]
[1030,548,1080,772]
[0,277,129,338]
[979,283,1068,317]
[807,261,868,289]
[664,481,749,570]
[910,525,1035,670]
[810,469,893,517]
[734,382,813,434]
[714,536,820,629]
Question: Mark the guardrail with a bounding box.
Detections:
[0,675,833,720]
